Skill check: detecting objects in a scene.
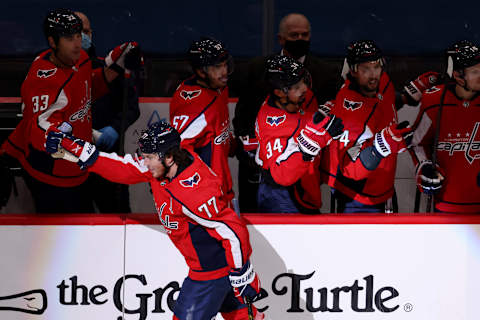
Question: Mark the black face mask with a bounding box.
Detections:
[284,39,310,59]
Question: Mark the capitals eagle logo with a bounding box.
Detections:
[37,68,57,78]
[343,99,363,111]
[180,172,201,187]
[180,90,202,100]
[266,115,286,126]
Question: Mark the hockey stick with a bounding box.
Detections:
[245,296,254,320]
[426,84,447,212]
[118,70,131,156]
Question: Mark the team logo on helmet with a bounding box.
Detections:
[343,99,363,111]
[37,68,57,78]
[180,172,201,188]
[180,89,202,100]
[266,115,286,126]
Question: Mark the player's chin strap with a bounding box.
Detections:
[275,88,298,111]
[161,156,175,177]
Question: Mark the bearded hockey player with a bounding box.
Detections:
[255,55,344,213]
[170,38,235,204]
[0,8,140,213]
[45,121,264,319]
[410,40,480,213]
[321,40,414,213]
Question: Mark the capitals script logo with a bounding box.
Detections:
[180,172,201,187]
[180,90,202,100]
[37,68,57,78]
[343,99,363,111]
[266,115,286,127]
[437,122,480,164]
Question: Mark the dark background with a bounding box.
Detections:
[0,0,478,97]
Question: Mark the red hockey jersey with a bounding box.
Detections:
[2,49,108,187]
[90,151,252,280]
[255,91,322,210]
[321,72,399,205]
[411,84,480,213]
[170,77,234,203]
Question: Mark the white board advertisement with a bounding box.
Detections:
[0,219,479,319]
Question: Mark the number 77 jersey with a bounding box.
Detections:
[90,150,251,281]
[155,153,251,280]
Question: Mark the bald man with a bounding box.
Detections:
[277,13,311,60]
[231,13,341,213]
[74,12,93,53]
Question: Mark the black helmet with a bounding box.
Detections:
[43,9,82,44]
[446,40,480,77]
[138,121,181,159]
[188,38,233,72]
[265,55,310,91]
[346,40,384,70]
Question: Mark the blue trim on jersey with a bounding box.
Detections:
[165,188,245,269]
[195,142,212,167]
[188,222,228,271]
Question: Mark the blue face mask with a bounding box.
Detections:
[81,32,92,50]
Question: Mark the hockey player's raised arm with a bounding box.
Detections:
[45,131,151,184]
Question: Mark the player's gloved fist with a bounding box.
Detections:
[297,112,344,160]
[46,131,66,154]
[416,160,445,195]
[318,100,335,116]
[96,126,119,151]
[404,71,440,104]
[229,260,262,305]
[373,121,412,158]
[45,121,73,154]
[59,136,99,170]
[105,42,142,74]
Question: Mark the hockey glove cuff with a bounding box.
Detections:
[229,260,262,305]
[373,121,412,158]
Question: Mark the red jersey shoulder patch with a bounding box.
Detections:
[266,115,286,126]
[180,89,202,100]
[36,68,57,78]
[343,98,363,111]
[179,172,201,187]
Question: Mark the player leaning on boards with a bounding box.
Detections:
[320,40,437,213]
[45,121,264,320]
[255,55,344,214]
[170,38,235,206]
[0,8,140,213]
[410,40,480,213]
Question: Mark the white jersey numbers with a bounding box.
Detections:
[32,95,49,113]
[198,196,219,218]
[338,130,350,148]
[172,115,190,131]
[266,138,283,159]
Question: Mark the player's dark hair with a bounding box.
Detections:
[165,147,193,175]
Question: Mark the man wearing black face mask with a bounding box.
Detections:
[231,13,341,213]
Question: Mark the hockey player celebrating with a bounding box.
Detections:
[1,8,141,213]
[321,40,415,213]
[45,121,264,319]
[410,40,480,213]
[170,38,235,205]
[255,55,344,213]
